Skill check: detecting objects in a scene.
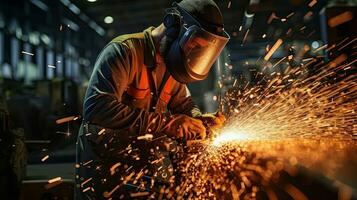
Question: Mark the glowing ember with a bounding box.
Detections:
[264,38,283,61]
[212,129,251,146]
[48,177,62,184]
[41,155,49,162]
[328,11,354,28]
[55,115,80,124]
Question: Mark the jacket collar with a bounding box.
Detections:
[143,27,158,69]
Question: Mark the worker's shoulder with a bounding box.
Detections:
[110,32,145,45]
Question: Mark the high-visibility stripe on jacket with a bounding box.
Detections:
[126,63,150,99]
[126,62,175,109]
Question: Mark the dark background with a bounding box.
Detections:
[0,0,356,199]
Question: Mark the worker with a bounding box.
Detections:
[75,0,229,199]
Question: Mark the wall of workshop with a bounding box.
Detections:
[0,0,105,142]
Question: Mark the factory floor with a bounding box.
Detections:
[22,143,76,199]
[20,141,357,199]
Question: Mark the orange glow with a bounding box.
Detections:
[264,39,283,61]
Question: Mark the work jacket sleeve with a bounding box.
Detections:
[83,43,168,135]
[168,84,202,118]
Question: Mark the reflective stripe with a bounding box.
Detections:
[126,64,174,104]
[159,76,174,104]
[127,65,149,99]
[126,87,149,99]
[139,64,149,89]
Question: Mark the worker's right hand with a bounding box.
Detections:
[163,114,206,140]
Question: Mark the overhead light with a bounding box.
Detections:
[59,0,106,36]
[311,41,319,49]
[40,34,51,45]
[30,0,49,11]
[29,32,40,45]
[68,3,81,15]
[62,18,80,31]
[89,21,106,36]
[104,16,114,24]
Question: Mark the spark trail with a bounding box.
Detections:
[77,34,356,200]
[170,39,357,199]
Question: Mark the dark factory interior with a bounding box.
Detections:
[0,0,356,199]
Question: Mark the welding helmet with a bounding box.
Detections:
[164,1,230,83]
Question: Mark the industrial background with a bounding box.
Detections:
[0,0,356,199]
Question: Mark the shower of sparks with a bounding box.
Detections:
[81,177,93,188]
[338,38,357,51]
[48,176,62,184]
[137,133,154,140]
[41,155,49,162]
[21,51,34,56]
[98,128,106,135]
[264,39,283,61]
[130,192,150,198]
[299,26,306,31]
[303,11,313,20]
[313,44,327,52]
[271,56,286,68]
[286,12,294,18]
[267,12,279,24]
[241,29,250,46]
[212,129,252,146]
[56,131,71,136]
[328,11,354,28]
[163,36,356,199]
[79,37,356,199]
[76,21,356,200]
[55,115,80,124]
[308,0,317,7]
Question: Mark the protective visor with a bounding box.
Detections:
[179,25,230,79]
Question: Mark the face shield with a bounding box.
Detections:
[165,3,230,83]
[179,25,229,80]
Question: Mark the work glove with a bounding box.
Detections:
[197,112,226,130]
[163,114,206,140]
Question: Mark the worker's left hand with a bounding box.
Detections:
[197,112,226,130]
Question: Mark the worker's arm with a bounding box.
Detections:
[83,43,205,139]
[168,84,202,118]
[169,84,226,134]
[83,42,168,135]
